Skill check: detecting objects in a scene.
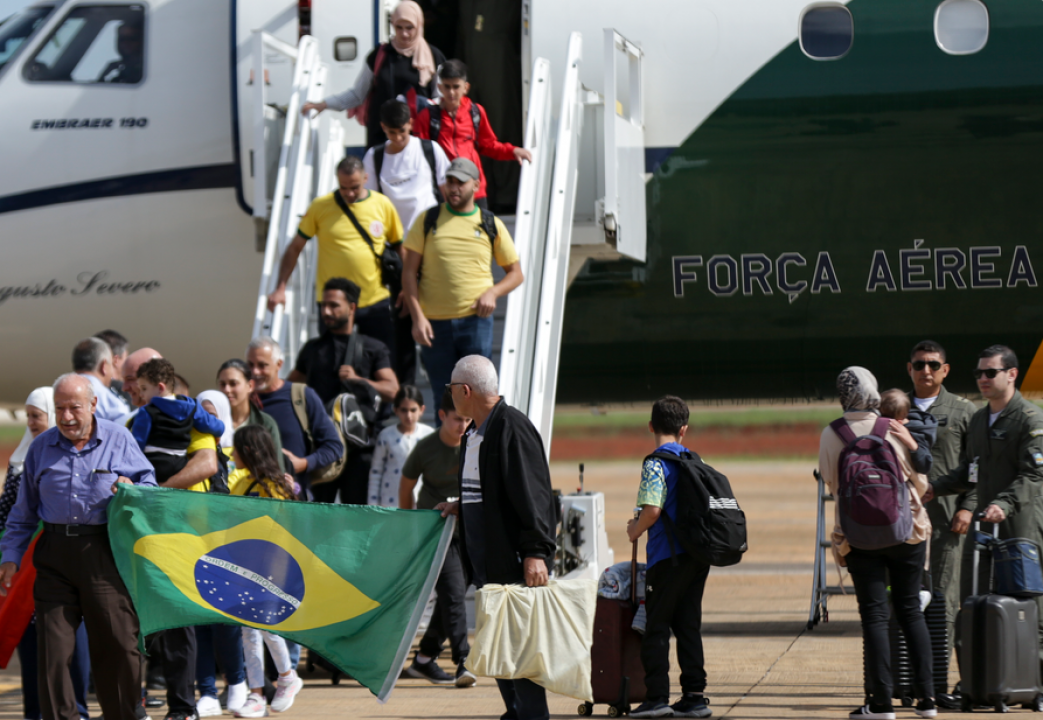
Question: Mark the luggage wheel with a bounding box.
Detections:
[607,704,626,718]
[577,702,593,716]
[331,671,341,685]
[993,702,1008,713]
[901,695,913,708]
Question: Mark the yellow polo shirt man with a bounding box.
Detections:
[402,157,524,397]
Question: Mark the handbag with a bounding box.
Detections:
[332,191,402,298]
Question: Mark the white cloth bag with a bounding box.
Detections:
[465,578,598,701]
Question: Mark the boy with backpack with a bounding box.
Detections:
[413,59,531,210]
[627,396,715,719]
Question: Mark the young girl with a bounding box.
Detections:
[229,426,301,717]
[367,385,433,507]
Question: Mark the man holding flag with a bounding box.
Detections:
[0,374,157,720]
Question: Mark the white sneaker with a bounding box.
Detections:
[196,696,222,718]
[233,693,268,718]
[226,681,249,713]
[270,674,303,713]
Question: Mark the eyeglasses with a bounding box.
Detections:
[911,360,943,372]
[973,367,1011,380]
[445,382,468,389]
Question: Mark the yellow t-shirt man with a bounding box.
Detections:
[402,205,519,320]
[297,190,404,307]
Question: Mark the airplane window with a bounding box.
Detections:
[0,5,55,74]
[799,5,854,60]
[23,4,145,85]
[935,0,988,55]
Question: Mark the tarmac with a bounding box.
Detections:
[0,459,988,719]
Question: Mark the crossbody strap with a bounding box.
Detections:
[333,191,381,261]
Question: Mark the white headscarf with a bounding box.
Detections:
[197,390,234,448]
[9,386,55,477]
[837,366,881,413]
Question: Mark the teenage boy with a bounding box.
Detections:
[400,389,474,687]
[402,157,523,399]
[414,59,532,209]
[627,396,712,719]
[363,99,449,385]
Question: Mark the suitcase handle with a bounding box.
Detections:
[971,512,1001,596]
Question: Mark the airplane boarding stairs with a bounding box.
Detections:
[246,31,649,582]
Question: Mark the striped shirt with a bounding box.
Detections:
[461,428,483,505]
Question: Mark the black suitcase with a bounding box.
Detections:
[959,520,1042,713]
[579,541,646,718]
[888,589,947,707]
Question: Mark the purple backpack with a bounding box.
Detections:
[830,417,913,550]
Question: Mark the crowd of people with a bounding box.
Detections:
[0,306,559,720]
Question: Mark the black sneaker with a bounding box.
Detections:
[630,698,673,718]
[671,694,711,718]
[145,696,165,709]
[849,705,895,720]
[914,699,937,718]
[164,712,199,720]
[405,658,454,685]
[455,663,476,688]
[935,692,960,710]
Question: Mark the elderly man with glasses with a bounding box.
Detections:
[925,344,1043,710]
[905,340,976,709]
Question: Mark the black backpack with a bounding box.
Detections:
[646,450,748,567]
[206,443,230,494]
[422,204,499,245]
[428,103,481,142]
[373,138,442,203]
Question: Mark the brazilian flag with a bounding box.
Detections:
[108,486,454,702]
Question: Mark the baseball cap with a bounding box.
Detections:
[445,157,480,182]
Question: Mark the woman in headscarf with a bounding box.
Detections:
[818,367,935,720]
[301,0,446,147]
[1,387,92,720]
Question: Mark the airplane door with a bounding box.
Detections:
[309,0,382,151]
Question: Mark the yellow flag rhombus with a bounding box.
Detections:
[133,515,379,631]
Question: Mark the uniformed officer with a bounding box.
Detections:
[927,345,1043,710]
[906,340,975,707]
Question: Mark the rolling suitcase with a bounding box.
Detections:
[888,588,947,707]
[579,540,646,718]
[958,519,1042,713]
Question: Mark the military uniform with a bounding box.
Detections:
[910,385,976,692]
[932,389,1043,675]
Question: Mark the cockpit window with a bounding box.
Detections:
[23,4,145,85]
[0,5,55,75]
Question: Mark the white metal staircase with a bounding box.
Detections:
[246,29,645,579]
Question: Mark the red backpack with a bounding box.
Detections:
[830,417,913,550]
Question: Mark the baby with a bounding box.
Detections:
[879,388,937,475]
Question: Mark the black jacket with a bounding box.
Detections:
[458,399,557,585]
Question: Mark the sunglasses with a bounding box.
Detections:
[973,367,1011,380]
[911,360,943,372]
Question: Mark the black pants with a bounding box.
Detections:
[354,298,415,386]
[18,618,91,720]
[34,531,142,720]
[419,537,471,665]
[847,542,933,705]
[152,627,197,713]
[496,678,548,720]
[311,450,370,505]
[642,553,710,700]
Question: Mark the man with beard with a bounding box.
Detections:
[402,157,524,401]
[288,277,399,504]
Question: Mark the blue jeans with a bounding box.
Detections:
[420,315,494,405]
[196,624,245,698]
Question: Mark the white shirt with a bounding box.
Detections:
[912,395,938,412]
[80,373,131,422]
[367,423,434,507]
[363,137,448,231]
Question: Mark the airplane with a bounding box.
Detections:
[1,0,1041,408]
